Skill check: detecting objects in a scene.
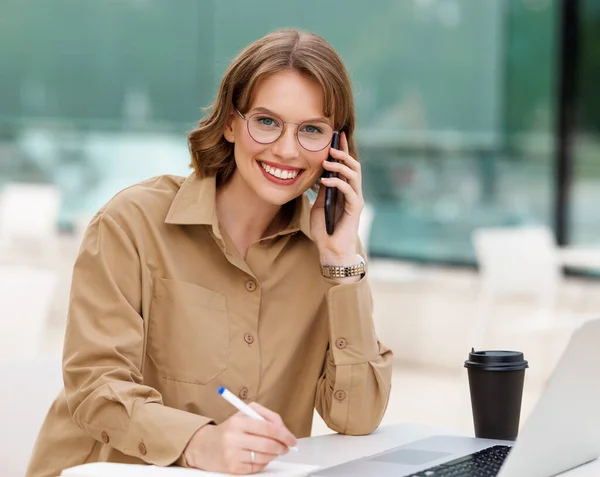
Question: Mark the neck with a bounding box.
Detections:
[215,172,287,247]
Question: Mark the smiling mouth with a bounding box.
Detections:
[259,161,302,180]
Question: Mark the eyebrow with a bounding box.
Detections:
[250,106,331,125]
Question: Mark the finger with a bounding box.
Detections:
[327,148,363,198]
[239,433,288,457]
[240,418,293,449]
[340,131,350,154]
[322,160,361,192]
[241,448,278,465]
[220,426,273,475]
[329,147,361,175]
[248,402,284,425]
[233,458,267,476]
[320,177,363,212]
[237,441,277,474]
[241,404,297,448]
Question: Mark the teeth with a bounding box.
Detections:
[260,162,299,180]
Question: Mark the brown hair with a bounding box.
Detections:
[188,29,357,184]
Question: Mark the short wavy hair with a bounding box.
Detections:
[188,29,358,184]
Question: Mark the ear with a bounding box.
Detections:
[223,112,236,143]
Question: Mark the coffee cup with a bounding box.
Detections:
[464,349,528,440]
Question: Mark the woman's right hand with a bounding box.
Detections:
[183,402,298,474]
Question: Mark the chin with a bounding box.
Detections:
[259,189,301,206]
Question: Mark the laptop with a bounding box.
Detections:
[311,317,600,477]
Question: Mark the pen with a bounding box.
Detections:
[217,386,299,452]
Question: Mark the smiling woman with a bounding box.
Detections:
[26,29,393,477]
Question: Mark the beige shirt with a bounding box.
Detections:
[26,173,393,477]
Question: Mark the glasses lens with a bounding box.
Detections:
[247,114,283,144]
[297,121,334,151]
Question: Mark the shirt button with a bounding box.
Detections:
[335,338,348,349]
[101,431,110,444]
[244,333,255,345]
[334,390,347,401]
[138,442,147,456]
[245,280,257,292]
[239,387,249,400]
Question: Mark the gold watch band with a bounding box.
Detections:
[321,255,366,279]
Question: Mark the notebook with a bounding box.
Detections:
[61,461,319,477]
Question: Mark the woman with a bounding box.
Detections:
[27,29,393,476]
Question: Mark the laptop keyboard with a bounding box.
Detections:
[405,445,512,477]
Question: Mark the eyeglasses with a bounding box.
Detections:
[236,109,336,152]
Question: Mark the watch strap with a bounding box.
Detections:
[321,255,366,279]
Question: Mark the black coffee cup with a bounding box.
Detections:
[464,349,528,440]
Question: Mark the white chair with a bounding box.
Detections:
[0,182,62,261]
[470,225,564,348]
[0,265,59,360]
[0,356,63,477]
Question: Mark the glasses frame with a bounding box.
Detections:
[235,109,338,152]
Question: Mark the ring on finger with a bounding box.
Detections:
[250,450,256,464]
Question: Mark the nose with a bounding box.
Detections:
[271,124,300,160]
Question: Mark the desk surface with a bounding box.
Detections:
[281,423,600,476]
[57,424,600,476]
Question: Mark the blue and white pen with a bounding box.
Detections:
[217,386,299,452]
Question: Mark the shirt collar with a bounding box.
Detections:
[165,173,312,238]
[165,173,216,226]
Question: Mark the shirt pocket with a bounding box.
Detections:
[147,277,229,385]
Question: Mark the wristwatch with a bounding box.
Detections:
[321,254,366,279]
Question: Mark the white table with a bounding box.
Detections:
[56,423,600,476]
[281,423,600,476]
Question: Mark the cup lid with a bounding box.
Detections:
[464,349,528,371]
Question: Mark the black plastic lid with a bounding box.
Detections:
[464,349,528,371]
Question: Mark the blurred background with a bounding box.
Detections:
[1,0,599,475]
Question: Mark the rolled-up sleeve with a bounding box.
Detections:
[62,211,211,466]
[315,276,393,435]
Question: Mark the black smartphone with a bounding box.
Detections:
[324,131,341,235]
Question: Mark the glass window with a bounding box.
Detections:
[571,0,600,246]
[1,0,583,267]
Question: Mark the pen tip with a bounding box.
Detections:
[217,386,225,394]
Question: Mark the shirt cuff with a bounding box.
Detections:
[85,403,213,467]
[326,276,379,365]
[134,403,213,466]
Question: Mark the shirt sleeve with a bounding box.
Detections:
[62,211,211,466]
[314,274,393,435]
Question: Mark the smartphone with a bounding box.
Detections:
[324,131,341,235]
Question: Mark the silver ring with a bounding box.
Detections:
[250,450,256,464]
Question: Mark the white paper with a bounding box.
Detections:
[61,461,319,477]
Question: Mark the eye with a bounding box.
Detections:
[301,124,324,135]
[255,116,280,128]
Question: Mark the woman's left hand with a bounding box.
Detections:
[310,131,364,267]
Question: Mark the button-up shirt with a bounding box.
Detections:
[26,173,393,477]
